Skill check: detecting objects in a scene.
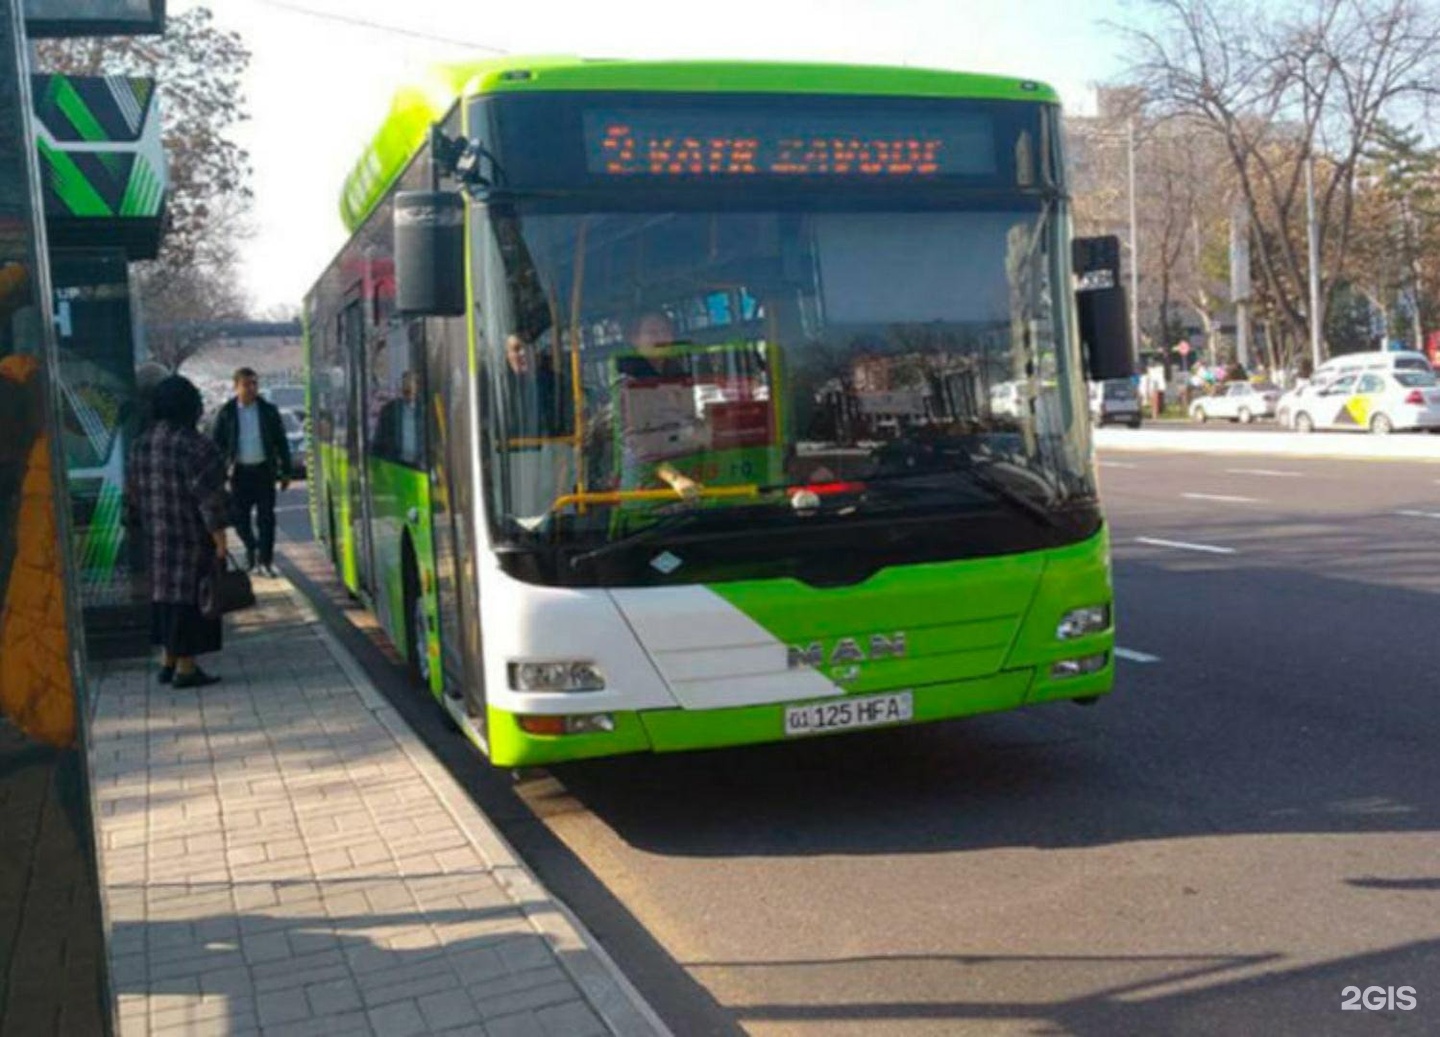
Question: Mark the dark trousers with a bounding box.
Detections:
[231,463,277,565]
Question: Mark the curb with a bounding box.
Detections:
[278,576,673,1037]
[1096,427,1440,463]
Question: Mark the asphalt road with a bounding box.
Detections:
[276,449,1440,1036]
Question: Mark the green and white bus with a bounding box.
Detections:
[305,56,1132,768]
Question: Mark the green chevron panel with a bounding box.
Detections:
[31,74,167,257]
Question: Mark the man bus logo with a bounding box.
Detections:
[787,634,907,669]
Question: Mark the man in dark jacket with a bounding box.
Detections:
[211,367,291,577]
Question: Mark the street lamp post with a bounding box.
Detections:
[1305,146,1323,369]
[1401,194,1425,353]
[1302,55,1324,371]
[1127,118,1141,368]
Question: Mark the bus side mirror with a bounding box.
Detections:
[1076,285,1132,382]
[395,190,465,317]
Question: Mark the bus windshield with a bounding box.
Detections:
[472,201,1097,585]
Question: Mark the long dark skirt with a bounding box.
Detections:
[150,602,222,658]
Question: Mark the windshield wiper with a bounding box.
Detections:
[564,465,1066,568]
[957,466,1061,528]
[858,466,1061,528]
[565,508,718,569]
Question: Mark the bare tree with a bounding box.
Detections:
[1113,0,1440,359]
[136,262,247,373]
[1069,97,1236,367]
[256,301,302,324]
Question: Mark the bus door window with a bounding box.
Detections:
[473,210,577,527]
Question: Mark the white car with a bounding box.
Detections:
[1311,349,1433,384]
[1189,381,1280,423]
[1289,370,1440,434]
[989,381,1025,419]
[1275,384,1318,428]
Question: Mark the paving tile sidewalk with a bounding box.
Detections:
[89,579,667,1037]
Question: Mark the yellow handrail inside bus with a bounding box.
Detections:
[549,484,760,511]
[568,220,589,513]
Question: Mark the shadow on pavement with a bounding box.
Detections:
[717,938,1438,1036]
[109,893,599,1034]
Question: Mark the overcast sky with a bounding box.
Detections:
[184,0,1138,312]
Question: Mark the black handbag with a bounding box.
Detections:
[199,552,256,619]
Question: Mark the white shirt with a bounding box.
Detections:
[236,402,266,465]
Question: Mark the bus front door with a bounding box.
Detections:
[425,317,487,738]
[342,299,377,598]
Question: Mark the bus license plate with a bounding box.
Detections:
[784,692,913,737]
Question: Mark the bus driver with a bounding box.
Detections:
[594,311,704,501]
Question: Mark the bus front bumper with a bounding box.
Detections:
[486,658,1115,768]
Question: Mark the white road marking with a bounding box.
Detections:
[1115,647,1161,664]
[1135,537,1237,555]
[1099,461,1139,469]
[1181,493,1259,504]
[1226,468,1303,478]
[1396,509,1440,520]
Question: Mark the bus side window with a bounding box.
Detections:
[368,288,425,468]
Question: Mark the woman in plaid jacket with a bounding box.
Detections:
[124,376,230,688]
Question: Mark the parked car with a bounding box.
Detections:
[1275,383,1319,429]
[1289,370,1440,434]
[1189,381,1280,424]
[266,383,306,416]
[989,381,1025,420]
[1089,378,1142,428]
[282,409,308,477]
[1310,349,1433,387]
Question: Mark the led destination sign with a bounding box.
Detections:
[582,108,998,179]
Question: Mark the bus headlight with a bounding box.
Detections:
[1056,605,1110,640]
[518,713,616,736]
[1050,653,1108,679]
[509,661,606,692]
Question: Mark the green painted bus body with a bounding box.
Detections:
[312,438,442,690]
[311,56,1114,769]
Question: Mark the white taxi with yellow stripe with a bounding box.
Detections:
[1292,370,1440,434]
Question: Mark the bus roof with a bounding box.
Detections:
[339,56,1060,233]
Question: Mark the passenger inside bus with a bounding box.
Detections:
[589,310,704,501]
[501,334,570,440]
[372,370,422,466]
